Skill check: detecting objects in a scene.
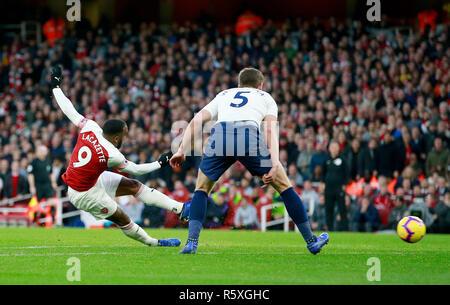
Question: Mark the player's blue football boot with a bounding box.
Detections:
[179,238,198,254]
[179,200,191,221]
[157,238,181,247]
[306,233,329,255]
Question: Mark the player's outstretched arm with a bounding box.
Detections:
[50,66,84,127]
[170,109,211,167]
[117,151,172,176]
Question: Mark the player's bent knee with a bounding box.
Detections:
[271,181,291,194]
[271,169,292,194]
[195,186,211,194]
[117,177,143,196]
[129,179,142,195]
[195,169,215,194]
[195,179,213,194]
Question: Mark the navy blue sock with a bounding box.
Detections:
[187,190,208,241]
[280,187,315,243]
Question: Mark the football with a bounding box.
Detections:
[397,216,426,243]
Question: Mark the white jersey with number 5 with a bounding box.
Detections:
[202,88,278,125]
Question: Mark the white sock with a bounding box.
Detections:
[136,185,183,214]
[120,221,158,246]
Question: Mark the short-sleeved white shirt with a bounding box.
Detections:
[203,88,278,126]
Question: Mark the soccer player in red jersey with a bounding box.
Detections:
[50,66,189,247]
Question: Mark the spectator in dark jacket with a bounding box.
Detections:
[3,161,29,198]
[394,129,412,174]
[430,192,450,233]
[426,137,449,177]
[0,159,9,198]
[358,138,377,180]
[142,206,166,228]
[394,166,420,190]
[344,138,361,180]
[376,132,397,178]
[355,196,381,232]
[204,194,229,228]
[309,143,327,179]
[423,122,437,153]
[311,193,327,231]
[410,126,426,165]
[296,140,315,179]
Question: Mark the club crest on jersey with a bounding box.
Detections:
[100,207,108,214]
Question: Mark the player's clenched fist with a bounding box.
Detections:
[50,65,63,88]
[158,151,173,167]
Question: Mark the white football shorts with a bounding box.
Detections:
[67,171,123,220]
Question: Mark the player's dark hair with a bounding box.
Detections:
[103,119,126,136]
[238,67,264,88]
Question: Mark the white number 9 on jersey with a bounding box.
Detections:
[73,146,92,168]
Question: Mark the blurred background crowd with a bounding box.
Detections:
[0,1,449,233]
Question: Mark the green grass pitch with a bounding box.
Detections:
[0,228,448,285]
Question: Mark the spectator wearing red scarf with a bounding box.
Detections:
[372,183,394,228]
[3,161,29,198]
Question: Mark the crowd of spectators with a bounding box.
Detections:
[0,16,449,232]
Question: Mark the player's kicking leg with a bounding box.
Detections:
[67,171,181,247]
[268,166,329,254]
[101,171,189,247]
[106,205,180,247]
[115,175,190,221]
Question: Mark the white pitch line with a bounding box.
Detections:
[0,244,143,250]
[1,251,307,257]
[177,251,407,255]
[0,251,409,257]
[0,245,91,249]
[0,252,145,257]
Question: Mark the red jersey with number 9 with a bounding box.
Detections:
[62,119,126,191]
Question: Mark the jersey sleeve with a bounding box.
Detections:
[52,88,85,126]
[202,95,220,120]
[106,145,126,168]
[265,94,278,118]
